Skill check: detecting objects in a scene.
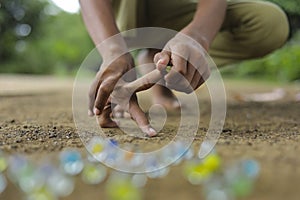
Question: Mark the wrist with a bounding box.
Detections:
[97,36,129,61]
[100,44,128,61]
[180,23,210,51]
[100,51,133,73]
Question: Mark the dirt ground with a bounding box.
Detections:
[0,75,299,200]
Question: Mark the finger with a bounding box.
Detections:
[176,63,198,93]
[196,76,206,89]
[165,73,190,92]
[165,53,187,86]
[190,68,202,90]
[201,65,211,81]
[185,62,196,83]
[96,102,118,128]
[190,53,210,90]
[88,77,101,116]
[94,76,118,115]
[126,69,163,93]
[129,95,157,137]
[193,65,211,90]
[195,71,210,89]
[154,50,170,71]
[171,53,187,74]
[192,54,209,78]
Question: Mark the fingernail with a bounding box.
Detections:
[157,59,163,65]
[157,59,167,71]
[94,108,100,115]
[140,125,157,137]
[148,127,157,137]
[88,110,94,116]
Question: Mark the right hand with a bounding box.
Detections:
[153,33,210,94]
[88,53,157,136]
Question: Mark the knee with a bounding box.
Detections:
[250,2,289,57]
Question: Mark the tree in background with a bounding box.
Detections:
[0,0,93,74]
[0,0,47,61]
[0,0,299,81]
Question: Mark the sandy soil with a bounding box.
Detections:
[0,75,299,200]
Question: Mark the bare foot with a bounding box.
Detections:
[137,49,181,111]
[152,85,180,110]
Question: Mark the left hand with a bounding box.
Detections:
[153,33,211,93]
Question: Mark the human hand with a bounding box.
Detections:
[153,33,211,93]
[88,53,157,136]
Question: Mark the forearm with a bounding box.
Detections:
[79,0,127,58]
[181,0,227,50]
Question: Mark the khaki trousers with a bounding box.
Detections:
[112,0,289,66]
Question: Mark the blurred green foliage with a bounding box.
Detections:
[0,0,47,61]
[221,32,300,82]
[268,0,300,34]
[0,0,299,82]
[221,0,300,82]
[268,0,300,14]
[0,0,93,75]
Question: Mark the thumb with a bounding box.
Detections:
[154,50,170,71]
